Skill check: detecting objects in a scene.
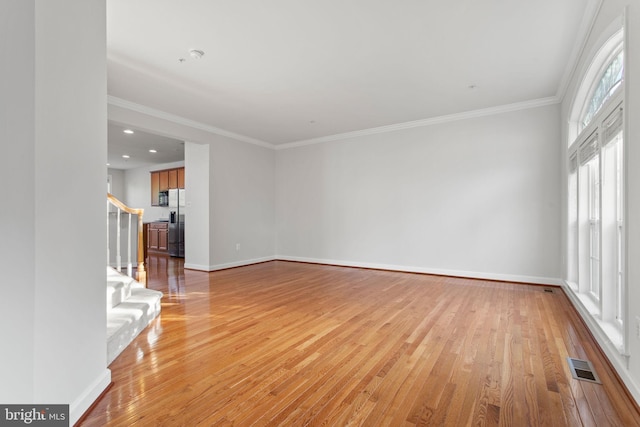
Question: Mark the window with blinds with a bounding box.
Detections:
[567,38,625,352]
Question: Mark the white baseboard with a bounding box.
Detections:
[185,255,562,285]
[561,282,640,406]
[184,256,276,272]
[183,263,213,271]
[69,368,111,426]
[276,255,563,286]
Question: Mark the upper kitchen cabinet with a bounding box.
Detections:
[168,169,178,190]
[150,167,185,206]
[151,172,160,206]
[158,170,169,192]
[178,167,185,189]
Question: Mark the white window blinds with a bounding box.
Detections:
[579,131,599,165]
[604,104,623,143]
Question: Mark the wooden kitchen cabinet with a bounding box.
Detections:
[159,170,169,192]
[168,169,178,189]
[159,227,168,251]
[150,167,185,205]
[150,172,160,206]
[148,225,158,249]
[147,222,168,252]
[178,167,185,188]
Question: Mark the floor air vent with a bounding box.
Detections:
[567,357,601,384]
[544,288,554,293]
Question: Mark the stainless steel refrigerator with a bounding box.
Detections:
[168,188,185,258]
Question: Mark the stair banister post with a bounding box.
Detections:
[127,213,133,278]
[116,207,121,272]
[136,211,147,286]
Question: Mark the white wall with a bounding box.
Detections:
[276,104,562,284]
[123,160,185,222]
[184,142,211,269]
[561,0,640,403]
[0,0,36,402]
[210,137,276,269]
[108,168,125,199]
[0,0,110,423]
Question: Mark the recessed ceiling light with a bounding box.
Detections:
[106,163,110,166]
[149,149,157,153]
[123,129,134,134]
[122,155,130,159]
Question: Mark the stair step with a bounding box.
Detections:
[106,267,163,365]
[106,267,141,308]
[128,288,163,320]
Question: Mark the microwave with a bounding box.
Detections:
[158,191,169,206]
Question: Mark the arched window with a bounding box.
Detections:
[567,27,625,353]
[581,49,624,129]
[567,28,624,145]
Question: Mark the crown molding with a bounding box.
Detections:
[109,95,561,152]
[555,0,603,103]
[275,96,560,150]
[107,95,275,149]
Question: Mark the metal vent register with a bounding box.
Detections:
[567,357,601,384]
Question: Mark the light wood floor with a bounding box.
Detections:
[80,257,640,426]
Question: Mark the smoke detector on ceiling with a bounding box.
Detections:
[189,49,205,59]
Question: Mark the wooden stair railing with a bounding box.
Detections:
[107,193,147,286]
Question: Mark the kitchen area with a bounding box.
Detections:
[107,123,187,261]
[147,167,186,258]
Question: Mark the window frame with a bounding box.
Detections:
[567,29,625,353]
[568,29,624,146]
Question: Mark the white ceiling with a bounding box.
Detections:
[107,122,184,169]
[107,0,590,147]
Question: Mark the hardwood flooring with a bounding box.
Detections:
[80,257,640,426]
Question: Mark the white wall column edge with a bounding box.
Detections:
[561,282,640,405]
[69,369,111,425]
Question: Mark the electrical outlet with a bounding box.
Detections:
[236,243,240,252]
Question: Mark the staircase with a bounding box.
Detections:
[106,193,162,364]
[107,267,162,364]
